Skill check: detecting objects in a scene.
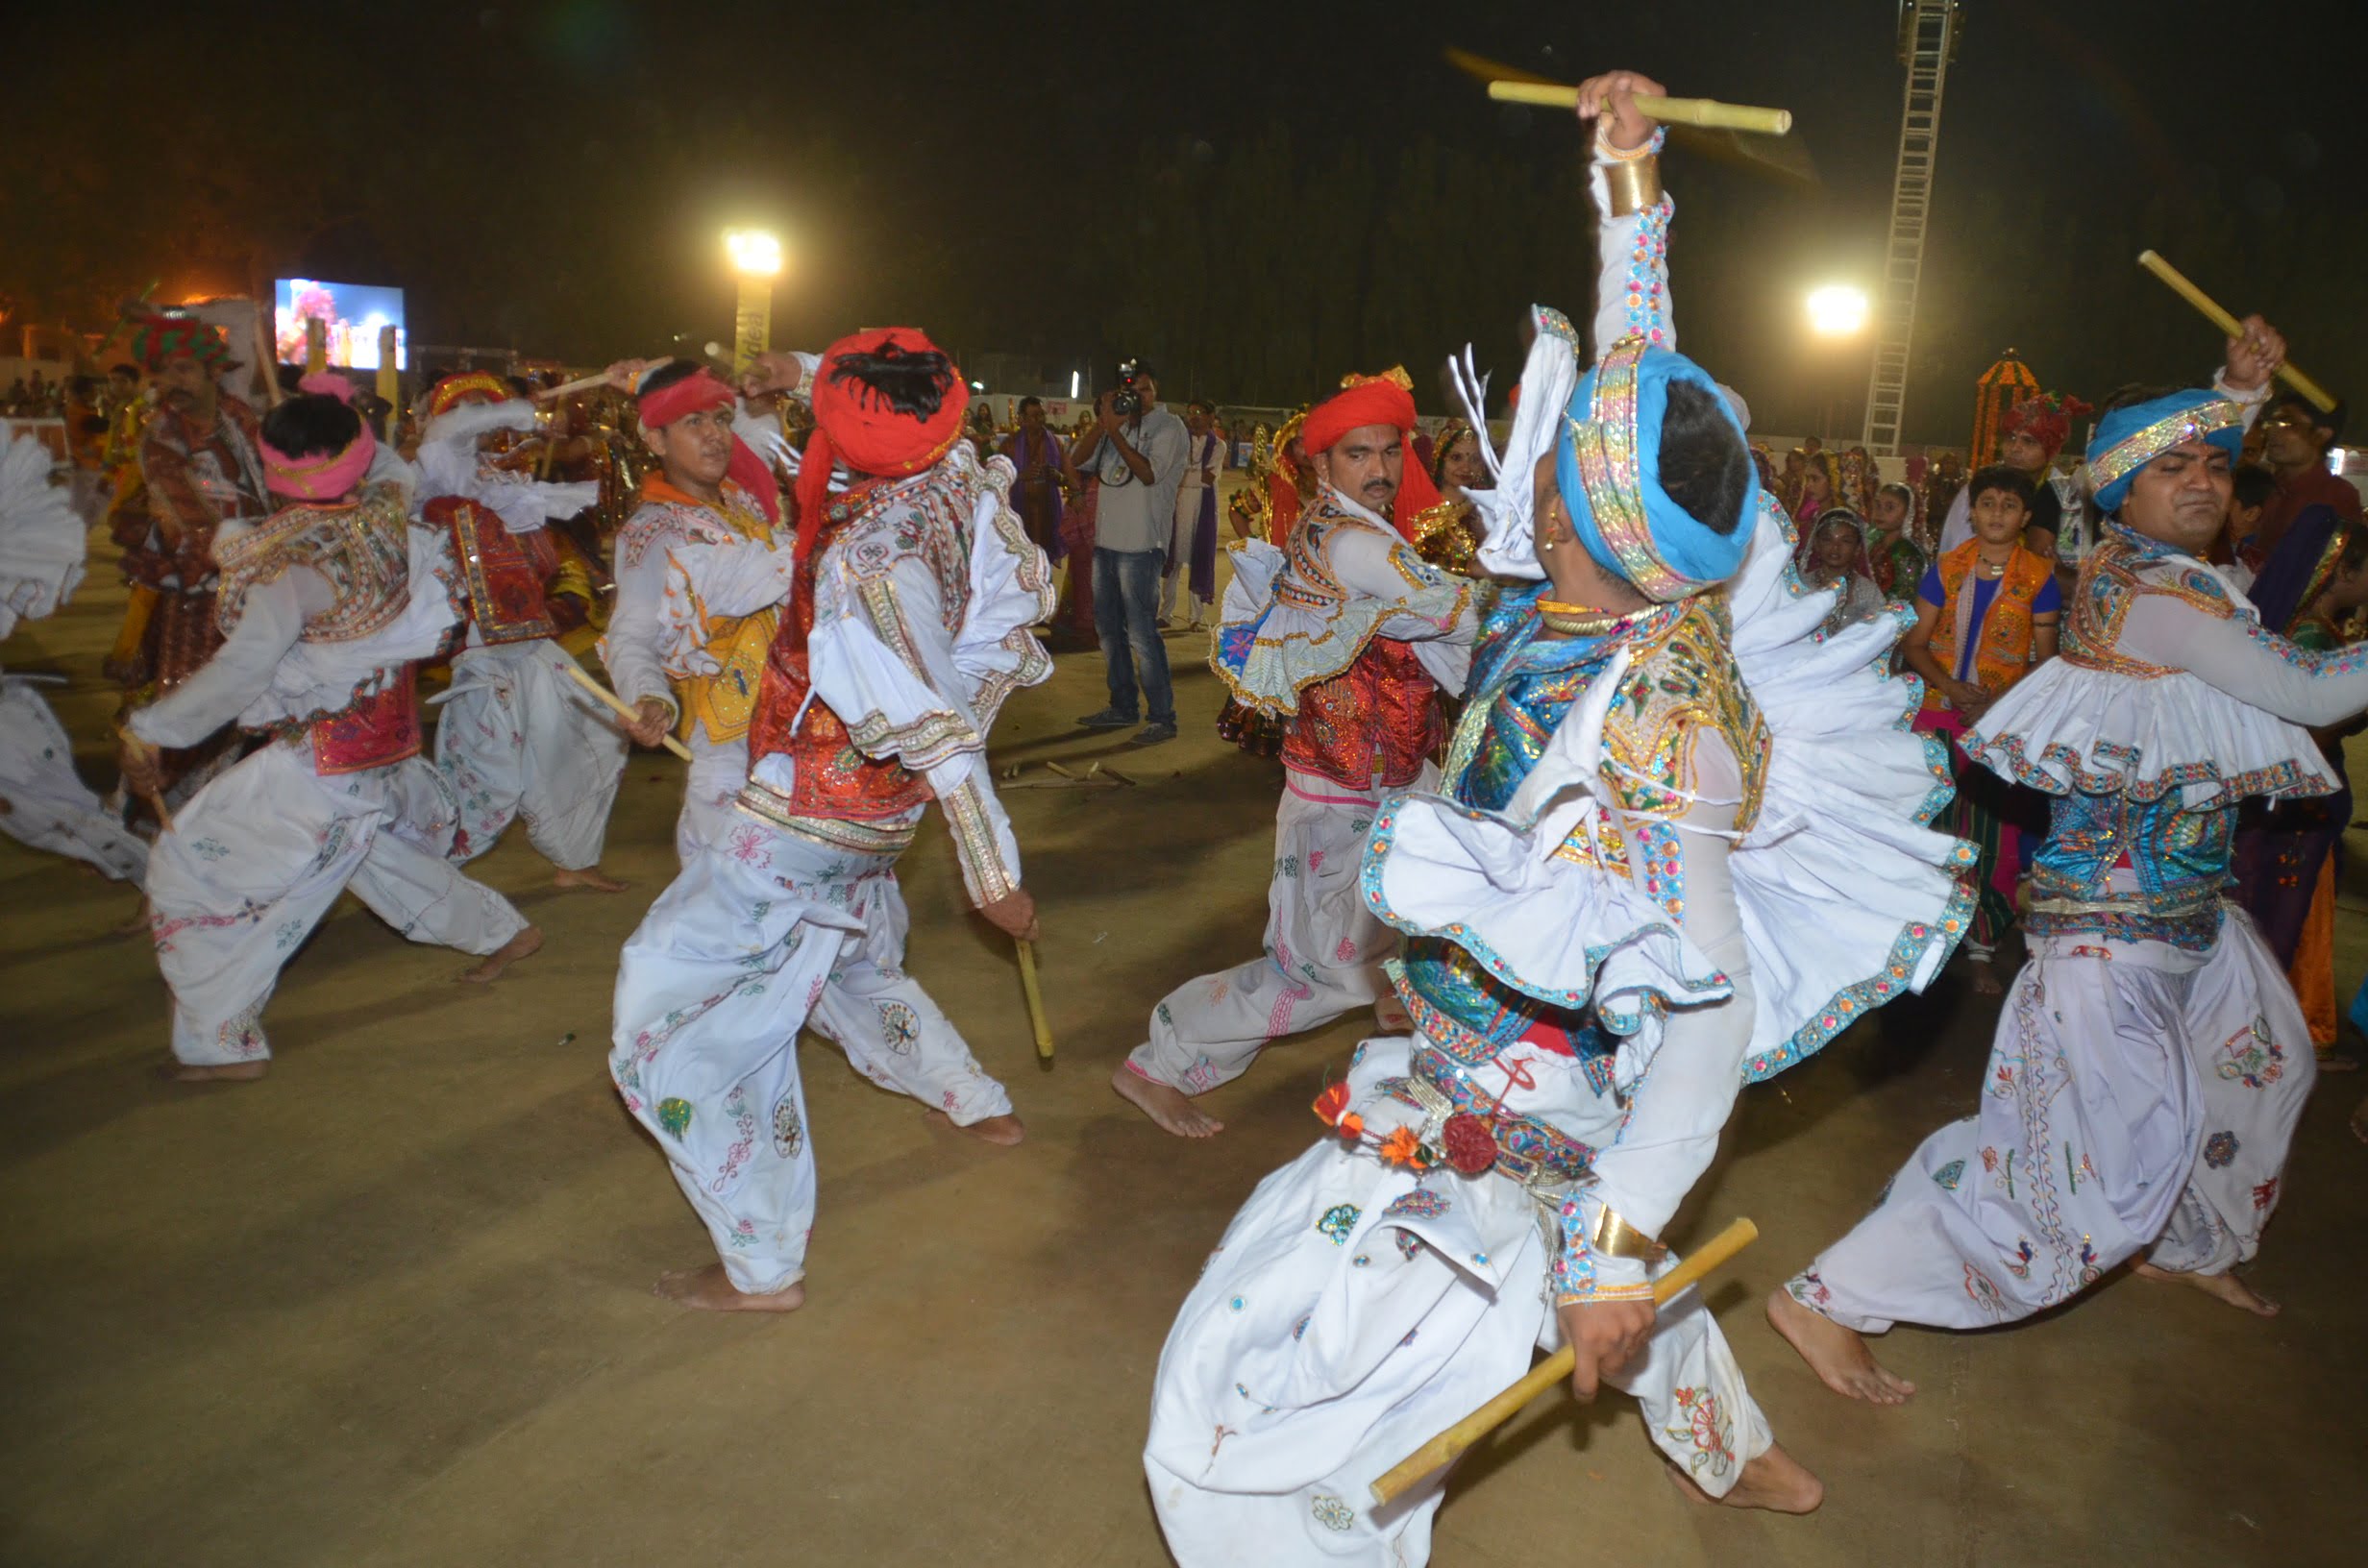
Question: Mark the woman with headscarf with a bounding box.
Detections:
[1408,416,1488,574]
[1799,507,1887,634]
[2233,504,2368,1068]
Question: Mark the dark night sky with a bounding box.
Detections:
[8,0,2361,440]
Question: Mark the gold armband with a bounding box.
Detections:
[1590,1203,1667,1262]
[1601,156,1662,218]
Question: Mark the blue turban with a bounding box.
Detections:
[1555,334,1758,601]
[2085,388,2244,516]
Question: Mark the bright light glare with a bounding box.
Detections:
[1069,370,1080,398]
[725,229,783,277]
[1807,285,1869,337]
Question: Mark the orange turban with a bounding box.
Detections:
[1299,367,1442,541]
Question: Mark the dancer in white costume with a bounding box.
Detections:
[1146,77,1973,1563]
[412,372,629,889]
[0,434,147,881]
[120,388,540,1082]
[1115,369,1474,1139]
[1769,330,2354,1404]
[600,356,812,864]
[608,329,1048,1312]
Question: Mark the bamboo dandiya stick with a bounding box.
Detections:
[2134,251,2336,413]
[1016,938,1054,1066]
[560,660,693,760]
[534,371,615,403]
[251,312,285,407]
[1486,80,1792,136]
[1368,1216,1760,1507]
[146,789,174,835]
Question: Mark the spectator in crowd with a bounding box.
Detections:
[999,396,1078,560]
[1867,480,1928,603]
[1921,448,1965,534]
[2233,512,2368,1070]
[1071,362,1187,745]
[1162,400,1221,631]
[1904,464,2060,995]
[2254,391,2360,563]
[2223,462,2278,579]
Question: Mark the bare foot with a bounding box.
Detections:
[1112,1062,1224,1138]
[1969,959,2003,996]
[925,1110,1026,1146]
[1665,1442,1824,1514]
[160,1059,268,1083]
[458,924,543,984]
[553,866,630,894]
[2131,1261,2281,1317]
[1373,996,1412,1032]
[1766,1288,1916,1404]
[654,1262,805,1312]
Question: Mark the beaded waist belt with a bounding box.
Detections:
[1400,1048,1598,1187]
[735,780,919,856]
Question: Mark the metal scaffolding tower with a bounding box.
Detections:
[1862,1,1963,453]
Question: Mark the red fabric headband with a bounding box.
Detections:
[636,367,779,524]
[794,328,968,565]
[1299,369,1439,541]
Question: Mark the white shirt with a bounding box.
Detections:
[1090,405,1189,554]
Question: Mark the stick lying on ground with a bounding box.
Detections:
[2136,251,2335,412]
[1368,1215,1760,1507]
[1016,939,1054,1067]
[560,661,694,761]
[1485,81,1791,135]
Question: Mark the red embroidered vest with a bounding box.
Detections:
[1281,636,1438,791]
[428,495,557,645]
[743,491,933,821]
[310,675,423,774]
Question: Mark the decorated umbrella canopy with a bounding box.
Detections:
[1970,350,2040,470]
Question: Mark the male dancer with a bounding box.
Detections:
[599,359,802,861]
[413,372,630,889]
[608,329,1049,1311]
[1146,75,1971,1562]
[1771,321,2356,1401]
[1113,370,1474,1139]
[110,311,268,805]
[0,433,148,882]
[121,388,539,1082]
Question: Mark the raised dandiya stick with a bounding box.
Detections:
[1016,939,1054,1067]
[560,660,694,760]
[534,371,614,403]
[1485,80,1792,136]
[2135,251,2336,413]
[1368,1215,1760,1507]
[251,312,286,408]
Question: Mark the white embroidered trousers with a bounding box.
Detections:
[608,807,1014,1294]
[146,743,529,1065]
[0,677,147,881]
[433,638,628,870]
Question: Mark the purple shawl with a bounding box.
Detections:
[1187,429,1220,601]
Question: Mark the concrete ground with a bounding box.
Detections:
[3,543,2363,1568]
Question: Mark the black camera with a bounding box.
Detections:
[1111,358,1145,417]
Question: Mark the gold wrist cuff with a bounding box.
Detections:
[1602,156,1662,218]
[1590,1204,1667,1261]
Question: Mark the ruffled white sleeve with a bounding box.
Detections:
[2120,593,2368,726]
[1323,524,1476,695]
[600,534,676,717]
[128,569,321,747]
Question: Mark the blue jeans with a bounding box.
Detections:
[1093,547,1174,724]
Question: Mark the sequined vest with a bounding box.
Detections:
[428,495,556,645]
[1276,520,1441,789]
[2025,528,2253,950]
[1924,539,2054,701]
[740,484,940,823]
[213,488,422,773]
[629,480,781,746]
[1398,589,1768,1066]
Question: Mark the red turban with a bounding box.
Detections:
[426,371,512,420]
[1298,367,1442,541]
[794,328,969,565]
[130,311,231,373]
[2000,391,2094,461]
[636,366,780,525]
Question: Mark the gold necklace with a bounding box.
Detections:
[1538,599,1629,636]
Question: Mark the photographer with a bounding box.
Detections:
[1071,359,1188,745]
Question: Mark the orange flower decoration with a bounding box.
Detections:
[1312,1081,1352,1127]
[1377,1126,1423,1167]
[1338,1112,1365,1138]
